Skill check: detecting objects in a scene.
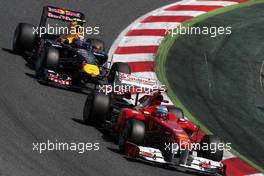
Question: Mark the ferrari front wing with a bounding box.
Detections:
[124,142,225,176]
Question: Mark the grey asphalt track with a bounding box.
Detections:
[0,0,194,176]
[165,4,264,168]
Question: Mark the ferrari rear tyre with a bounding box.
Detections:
[83,92,110,125]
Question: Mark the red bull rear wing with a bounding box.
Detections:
[39,6,85,27]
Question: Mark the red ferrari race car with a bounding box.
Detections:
[83,73,226,176]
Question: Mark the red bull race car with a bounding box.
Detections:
[83,73,226,175]
[12,6,130,89]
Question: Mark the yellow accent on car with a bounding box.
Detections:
[66,36,75,44]
[83,64,100,77]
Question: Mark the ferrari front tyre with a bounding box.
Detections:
[13,23,36,54]
[83,92,110,125]
[198,135,224,161]
[108,62,131,83]
[118,119,145,152]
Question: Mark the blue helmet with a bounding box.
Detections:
[155,105,168,118]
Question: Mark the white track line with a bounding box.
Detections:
[132,22,181,30]
[108,0,186,58]
[180,0,237,6]
[112,53,155,62]
[119,36,164,47]
[155,10,206,17]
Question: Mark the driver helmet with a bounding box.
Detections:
[155,105,168,118]
[68,19,85,40]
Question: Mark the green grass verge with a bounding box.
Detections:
[155,0,264,172]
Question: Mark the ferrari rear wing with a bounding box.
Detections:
[113,72,166,103]
[39,6,85,28]
[115,72,162,90]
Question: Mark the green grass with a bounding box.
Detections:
[155,0,264,172]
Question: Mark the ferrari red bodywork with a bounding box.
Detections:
[114,92,205,150]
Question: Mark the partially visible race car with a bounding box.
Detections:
[83,73,226,175]
[12,6,130,88]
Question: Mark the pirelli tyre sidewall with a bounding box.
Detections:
[44,47,60,71]
[13,23,36,54]
[83,92,110,125]
[198,135,224,162]
[118,119,145,152]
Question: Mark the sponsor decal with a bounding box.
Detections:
[48,7,81,18]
